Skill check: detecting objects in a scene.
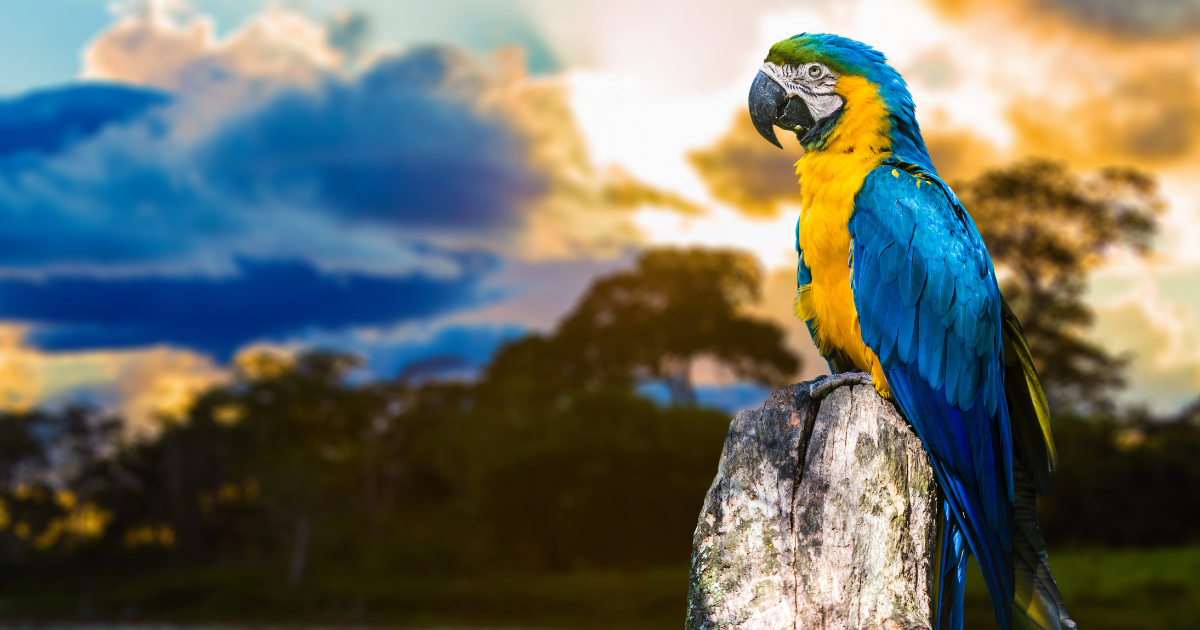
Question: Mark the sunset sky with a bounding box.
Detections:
[0,0,1197,425]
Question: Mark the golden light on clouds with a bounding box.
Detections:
[0,325,225,434]
[1093,293,1200,411]
[1011,65,1200,169]
[233,344,297,381]
[117,348,226,431]
[0,325,42,413]
[489,47,704,260]
[924,129,1002,183]
[689,113,806,217]
[918,0,1200,172]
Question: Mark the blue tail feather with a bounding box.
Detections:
[937,510,968,630]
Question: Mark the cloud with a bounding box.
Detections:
[1040,0,1200,37]
[1011,65,1200,168]
[0,83,168,163]
[918,0,1200,169]
[0,49,545,276]
[3,256,495,360]
[923,128,1003,182]
[0,324,224,432]
[1091,286,1200,413]
[688,113,806,217]
[489,60,704,258]
[0,0,715,398]
[928,0,1200,37]
[0,11,561,359]
[110,346,226,433]
[325,11,371,60]
[83,2,340,96]
[197,46,546,234]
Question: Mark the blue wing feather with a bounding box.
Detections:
[850,161,1014,629]
[944,336,964,411]
[897,297,919,364]
[899,251,925,308]
[919,300,947,390]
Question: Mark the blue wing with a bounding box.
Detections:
[849,161,1015,629]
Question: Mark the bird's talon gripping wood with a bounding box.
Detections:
[793,371,874,429]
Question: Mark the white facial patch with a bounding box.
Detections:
[760,62,844,122]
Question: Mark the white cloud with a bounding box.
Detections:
[84,1,339,98]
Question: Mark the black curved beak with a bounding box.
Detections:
[749,70,816,149]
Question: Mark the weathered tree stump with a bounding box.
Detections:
[687,382,940,630]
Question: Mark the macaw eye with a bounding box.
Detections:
[806,64,823,79]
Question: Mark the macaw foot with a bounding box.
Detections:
[792,371,873,428]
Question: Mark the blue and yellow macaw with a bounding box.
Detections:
[748,34,1073,630]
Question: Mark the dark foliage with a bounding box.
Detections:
[1039,404,1200,547]
[0,354,729,578]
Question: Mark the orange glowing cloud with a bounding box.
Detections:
[922,0,1200,169]
[489,47,704,259]
[688,113,806,218]
[1011,64,1200,169]
[923,128,1003,182]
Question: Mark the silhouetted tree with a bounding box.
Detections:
[958,159,1162,409]
[489,248,800,405]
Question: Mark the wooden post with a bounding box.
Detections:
[687,382,940,630]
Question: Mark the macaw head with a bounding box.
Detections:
[749,33,926,161]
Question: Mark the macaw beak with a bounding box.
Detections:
[749,70,816,149]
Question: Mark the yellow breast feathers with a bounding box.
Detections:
[793,75,893,397]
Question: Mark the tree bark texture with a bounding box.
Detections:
[687,383,940,630]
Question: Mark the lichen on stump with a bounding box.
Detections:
[687,382,940,630]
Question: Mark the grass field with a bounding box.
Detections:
[964,546,1200,630]
[3,546,1199,628]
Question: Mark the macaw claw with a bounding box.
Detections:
[792,371,873,428]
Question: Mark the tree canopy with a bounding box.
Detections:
[487,247,800,405]
[958,159,1162,409]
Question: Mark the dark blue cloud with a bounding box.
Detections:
[0,46,556,356]
[0,83,168,164]
[200,47,545,232]
[3,255,496,360]
[0,152,245,269]
[0,82,244,270]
